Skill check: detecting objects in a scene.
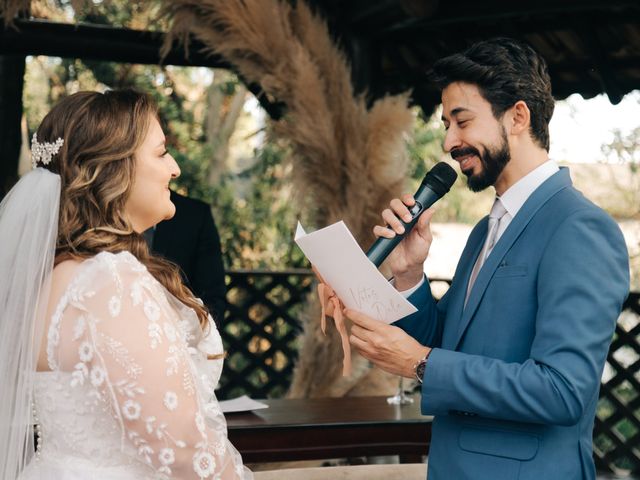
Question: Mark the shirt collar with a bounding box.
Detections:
[498,160,560,218]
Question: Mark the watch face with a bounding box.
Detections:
[416,360,426,382]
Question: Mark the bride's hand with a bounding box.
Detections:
[312,265,340,318]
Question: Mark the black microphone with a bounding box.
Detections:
[366,162,457,267]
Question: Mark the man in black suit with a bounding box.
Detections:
[146,190,227,326]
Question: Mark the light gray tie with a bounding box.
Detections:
[465,197,507,306]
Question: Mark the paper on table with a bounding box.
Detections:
[218,395,269,414]
[295,221,417,324]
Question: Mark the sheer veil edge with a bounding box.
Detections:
[0,168,60,480]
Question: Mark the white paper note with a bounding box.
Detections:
[218,395,269,414]
[295,221,417,324]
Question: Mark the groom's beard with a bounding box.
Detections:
[453,128,511,192]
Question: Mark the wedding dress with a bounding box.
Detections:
[19,251,252,480]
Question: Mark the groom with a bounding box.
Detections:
[347,38,629,479]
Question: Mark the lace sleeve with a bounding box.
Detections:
[52,252,251,479]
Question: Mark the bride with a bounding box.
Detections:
[0,89,253,479]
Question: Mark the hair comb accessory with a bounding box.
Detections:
[31,133,64,168]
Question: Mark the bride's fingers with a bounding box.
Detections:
[323,301,337,316]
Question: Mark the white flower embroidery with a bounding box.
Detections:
[122,399,141,420]
[213,441,226,456]
[144,416,156,434]
[72,316,86,341]
[177,319,192,343]
[159,448,175,466]
[148,322,162,349]
[195,412,206,434]
[193,451,216,478]
[78,341,93,362]
[131,282,143,305]
[163,391,178,411]
[166,345,181,376]
[163,322,177,342]
[90,366,106,387]
[41,253,249,477]
[137,443,153,464]
[47,327,60,349]
[143,300,160,322]
[108,296,121,317]
[70,362,89,387]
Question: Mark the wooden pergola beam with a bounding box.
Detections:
[0,18,227,67]
[0,17,290,196]
[0,18,285,119]
[376,0,640,36]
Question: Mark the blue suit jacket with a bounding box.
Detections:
[395,169,629,480]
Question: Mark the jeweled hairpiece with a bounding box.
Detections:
[31,133,64,169]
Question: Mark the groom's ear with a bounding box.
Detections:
[506,100,531,137]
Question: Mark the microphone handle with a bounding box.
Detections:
[366,185,441,267]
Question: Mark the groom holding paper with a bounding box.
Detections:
[346,38,629,480]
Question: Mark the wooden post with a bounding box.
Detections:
[0,54,25,199]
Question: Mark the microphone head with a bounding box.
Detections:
[423,162,457,196]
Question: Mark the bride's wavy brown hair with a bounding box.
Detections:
[36,89,210,329]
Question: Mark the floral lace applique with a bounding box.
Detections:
[45,251,250,479]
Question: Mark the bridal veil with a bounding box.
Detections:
[0,168,60,479]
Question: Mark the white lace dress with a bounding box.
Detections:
[21,251,252,480]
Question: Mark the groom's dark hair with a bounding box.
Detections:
[429,37,555,152]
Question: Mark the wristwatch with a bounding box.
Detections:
[413,350,432,384]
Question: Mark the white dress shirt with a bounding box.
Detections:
[400,160,560,297]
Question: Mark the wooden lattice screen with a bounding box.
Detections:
[594,292,640,475]
[217,269,314,400]
[219,271,640,474]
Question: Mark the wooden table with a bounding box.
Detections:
[226,395,432,463]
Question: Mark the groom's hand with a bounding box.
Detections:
[346,308,430,378]
[374,196,435,291]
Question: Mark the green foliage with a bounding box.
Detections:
[599,113,640,290]
[406,111,443,181]
[186,139,307,270]
[23,52,307,269]
[602,126,640,166]
[595,382,639,473]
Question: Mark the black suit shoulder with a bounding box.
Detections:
[154,190,227,325]
[168,190,212,224]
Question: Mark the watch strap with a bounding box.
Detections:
[413,349,432,384]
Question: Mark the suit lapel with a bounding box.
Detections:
[441,224,486,349]
[451,168,572,350]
